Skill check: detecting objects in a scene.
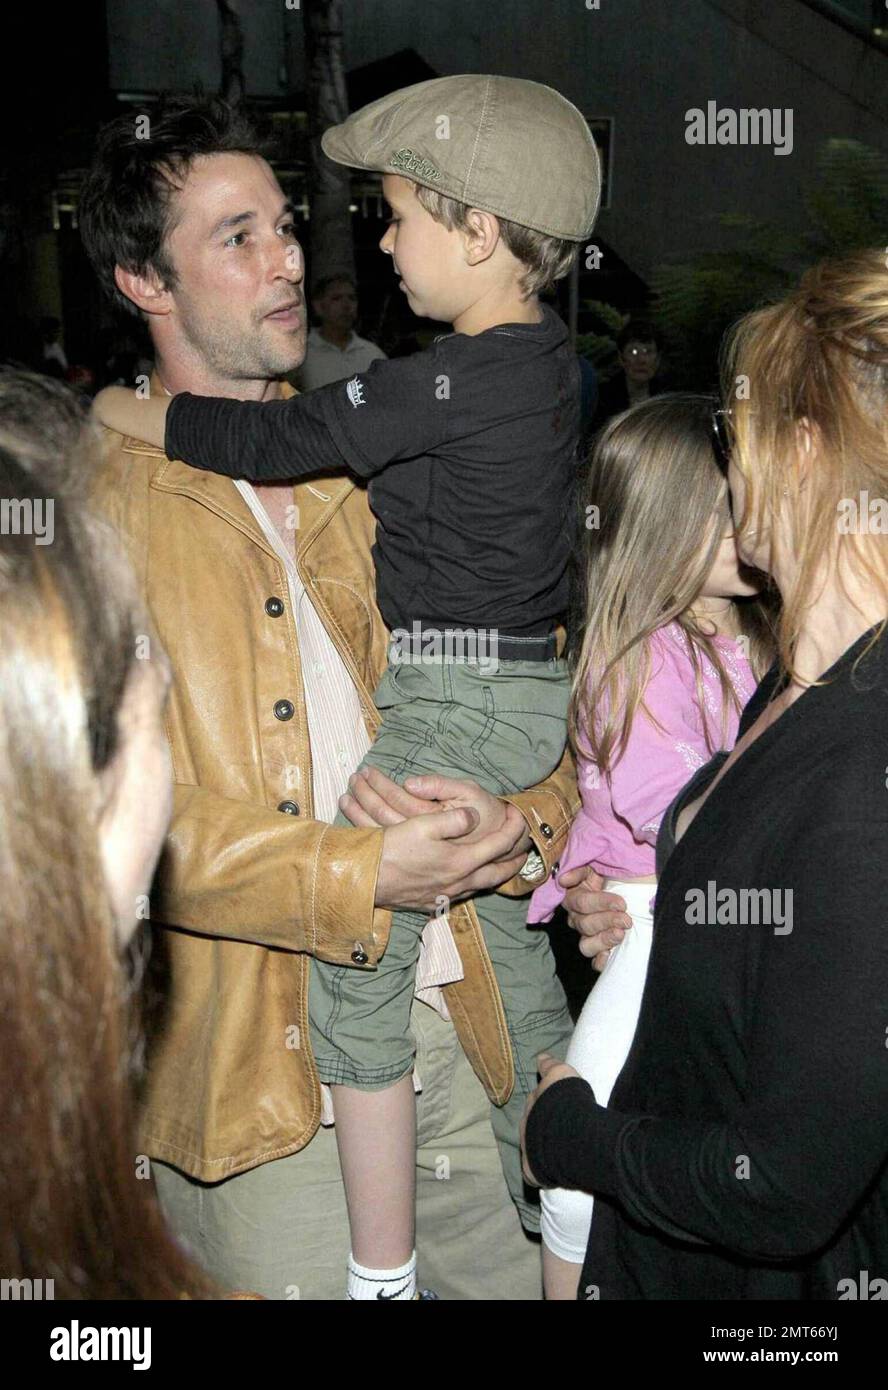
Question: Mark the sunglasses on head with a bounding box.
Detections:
[711,407,734,478]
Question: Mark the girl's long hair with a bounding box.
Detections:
[0,369,215,1299]
[570,393,776,773]
[721,247,888,682]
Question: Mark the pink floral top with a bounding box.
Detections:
[527,621,757,922]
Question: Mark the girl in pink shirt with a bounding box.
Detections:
[528,393,775,1299]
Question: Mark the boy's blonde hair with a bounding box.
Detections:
[413,183,578,297]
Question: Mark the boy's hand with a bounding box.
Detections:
[92,385,169,448]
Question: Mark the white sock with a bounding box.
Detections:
[347,1251,417,1301]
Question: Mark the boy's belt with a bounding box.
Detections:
[389,626,559,663]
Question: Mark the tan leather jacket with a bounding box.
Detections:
[91,383,580,1181]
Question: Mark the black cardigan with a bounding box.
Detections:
[525,625,888,1299]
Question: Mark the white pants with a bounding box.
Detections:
[540,879,655,1264]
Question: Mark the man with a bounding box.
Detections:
[291,273,386,391]
[593,319,666,432]
[80,96,579,1300]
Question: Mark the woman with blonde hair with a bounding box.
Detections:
[526,392,774,1298]
[523,247,888,1300]
[0,370,216,1299]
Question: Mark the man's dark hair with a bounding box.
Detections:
[312,273,357,301]
[80,95,270,318]
[616,319,663,353]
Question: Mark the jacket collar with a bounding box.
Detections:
[121,371,355,555]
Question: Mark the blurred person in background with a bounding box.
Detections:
[290,272,386,391]
[593,320,667,432]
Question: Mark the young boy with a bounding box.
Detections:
[95,73,601,1300]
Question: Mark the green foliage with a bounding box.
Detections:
[576,299,630,378]
[805,140,888,253]
[652,139,888,390]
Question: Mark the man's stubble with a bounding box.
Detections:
[175,288,306,385]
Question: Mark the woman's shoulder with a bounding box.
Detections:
[796,627,887,739]
[846,626,888,699]
[818,633,888,761]
[764,633,888,828]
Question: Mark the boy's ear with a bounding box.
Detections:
[113,263,174,317]
[461,208,501,267]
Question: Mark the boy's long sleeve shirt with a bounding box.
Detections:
[165,306,580,639]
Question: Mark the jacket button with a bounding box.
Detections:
[277,800,300,815]
[351,944,369,965]
[265,596,284,618]
[550,860,560,878]
[274,699,295,721]
[539,822,554,840]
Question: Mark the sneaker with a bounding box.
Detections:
[413,1289,440,1300]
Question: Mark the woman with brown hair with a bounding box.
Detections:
[522,248,888,1300]
[0,369,216,1299]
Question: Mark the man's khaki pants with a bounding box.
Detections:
[152,999,544,1300]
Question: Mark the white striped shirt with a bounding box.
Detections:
[235,481,463,1118]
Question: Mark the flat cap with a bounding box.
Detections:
[321,74,601,242]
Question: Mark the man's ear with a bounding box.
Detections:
[113,264,174,317]
[461,208,501,267]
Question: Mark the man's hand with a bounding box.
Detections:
[338,765,441,827]
[92,385,169,448]
[341,767,527,847]
[374,800,529,914]
[520,1051,583,1187]
[558,865,633,972]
